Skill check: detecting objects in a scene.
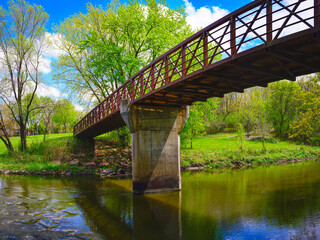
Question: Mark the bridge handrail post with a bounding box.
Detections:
[97,105,100,121]
[316,0,320,26]
[203,31,208,67]
[151,65,155,90]
[182,45,186,76]
[102,100,105,118]
[139,74,144,96]
[165,56,169,84]
[117,91,120,110]
[130,78,135,102]
[267,0,273,42]
[230,15,236,56]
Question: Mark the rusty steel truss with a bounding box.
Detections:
[74,0,320,137]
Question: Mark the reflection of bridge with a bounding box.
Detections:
[74,0,320,194]
[73,178,182,240]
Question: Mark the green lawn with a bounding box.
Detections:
[181,133,320,167]
[184,133,299,151]
[0,133,72,154]
[0,132,319,172]
[0,133,76,172]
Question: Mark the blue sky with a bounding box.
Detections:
[30,0,252,32]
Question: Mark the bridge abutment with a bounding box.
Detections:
[120,100,189,194]
[73,137,95,155]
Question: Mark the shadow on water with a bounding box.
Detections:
[68,177,182,240]
[1,162,320,239]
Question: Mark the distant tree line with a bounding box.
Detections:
[0,94,80,149]
[182,74,320,148]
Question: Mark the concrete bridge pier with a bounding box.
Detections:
[120,100,189,194]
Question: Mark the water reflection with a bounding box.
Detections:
[1,162,320,239]
[70,178,182,240]
[133,193,182,240]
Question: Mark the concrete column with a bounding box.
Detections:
[120,100,189,194]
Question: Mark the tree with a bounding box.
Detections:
[53,0,193,104]
[237,87,270,139]
[181,102,207,149]
[215,92,242,131]
[0,0,48,151]
[26,94,41,135]
[52,5,107,104]
[52,99,77,133]
[39,96,56,141]
[266,80,300,138]
[251,89,272,151]
[0,103,14,151]
[290,74,320,144]
[237,90,256,137]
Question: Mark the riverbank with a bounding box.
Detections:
[181,133,320,169]
[0,136,132,177]
[0,133,319,177]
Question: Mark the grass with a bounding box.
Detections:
[0,133,72,154]
[0,133,74,172]
[181,133,320,168]
[0,132,319,173]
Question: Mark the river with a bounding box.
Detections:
[1,161,320,239]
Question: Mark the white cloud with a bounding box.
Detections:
[36,32,66,74]
[36,83,61,98]
[42,32,65,59]
[38,56,52,74]
[183,0,229,30]
[0,32,64,76]
[74,104,84,112]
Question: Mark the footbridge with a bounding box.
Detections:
[74,0,320,194]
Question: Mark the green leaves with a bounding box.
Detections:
[182,99,219,149]
[52,99,77,133]
[53,0,193,104]
[266,80,301,138]
[290,74,320,144]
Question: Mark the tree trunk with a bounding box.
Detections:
[43,128,47,141]
[0,136,14,152]
[262,137,266,152]
[0,123,14,152]
[19,123,27,151]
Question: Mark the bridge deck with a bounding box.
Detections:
[75,0,320,138]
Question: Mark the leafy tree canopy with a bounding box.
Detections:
[53,0,193,104]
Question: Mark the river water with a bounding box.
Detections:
[1,161,320,239]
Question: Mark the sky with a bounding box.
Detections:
[2,0,254,111]
[28,0,253,30]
